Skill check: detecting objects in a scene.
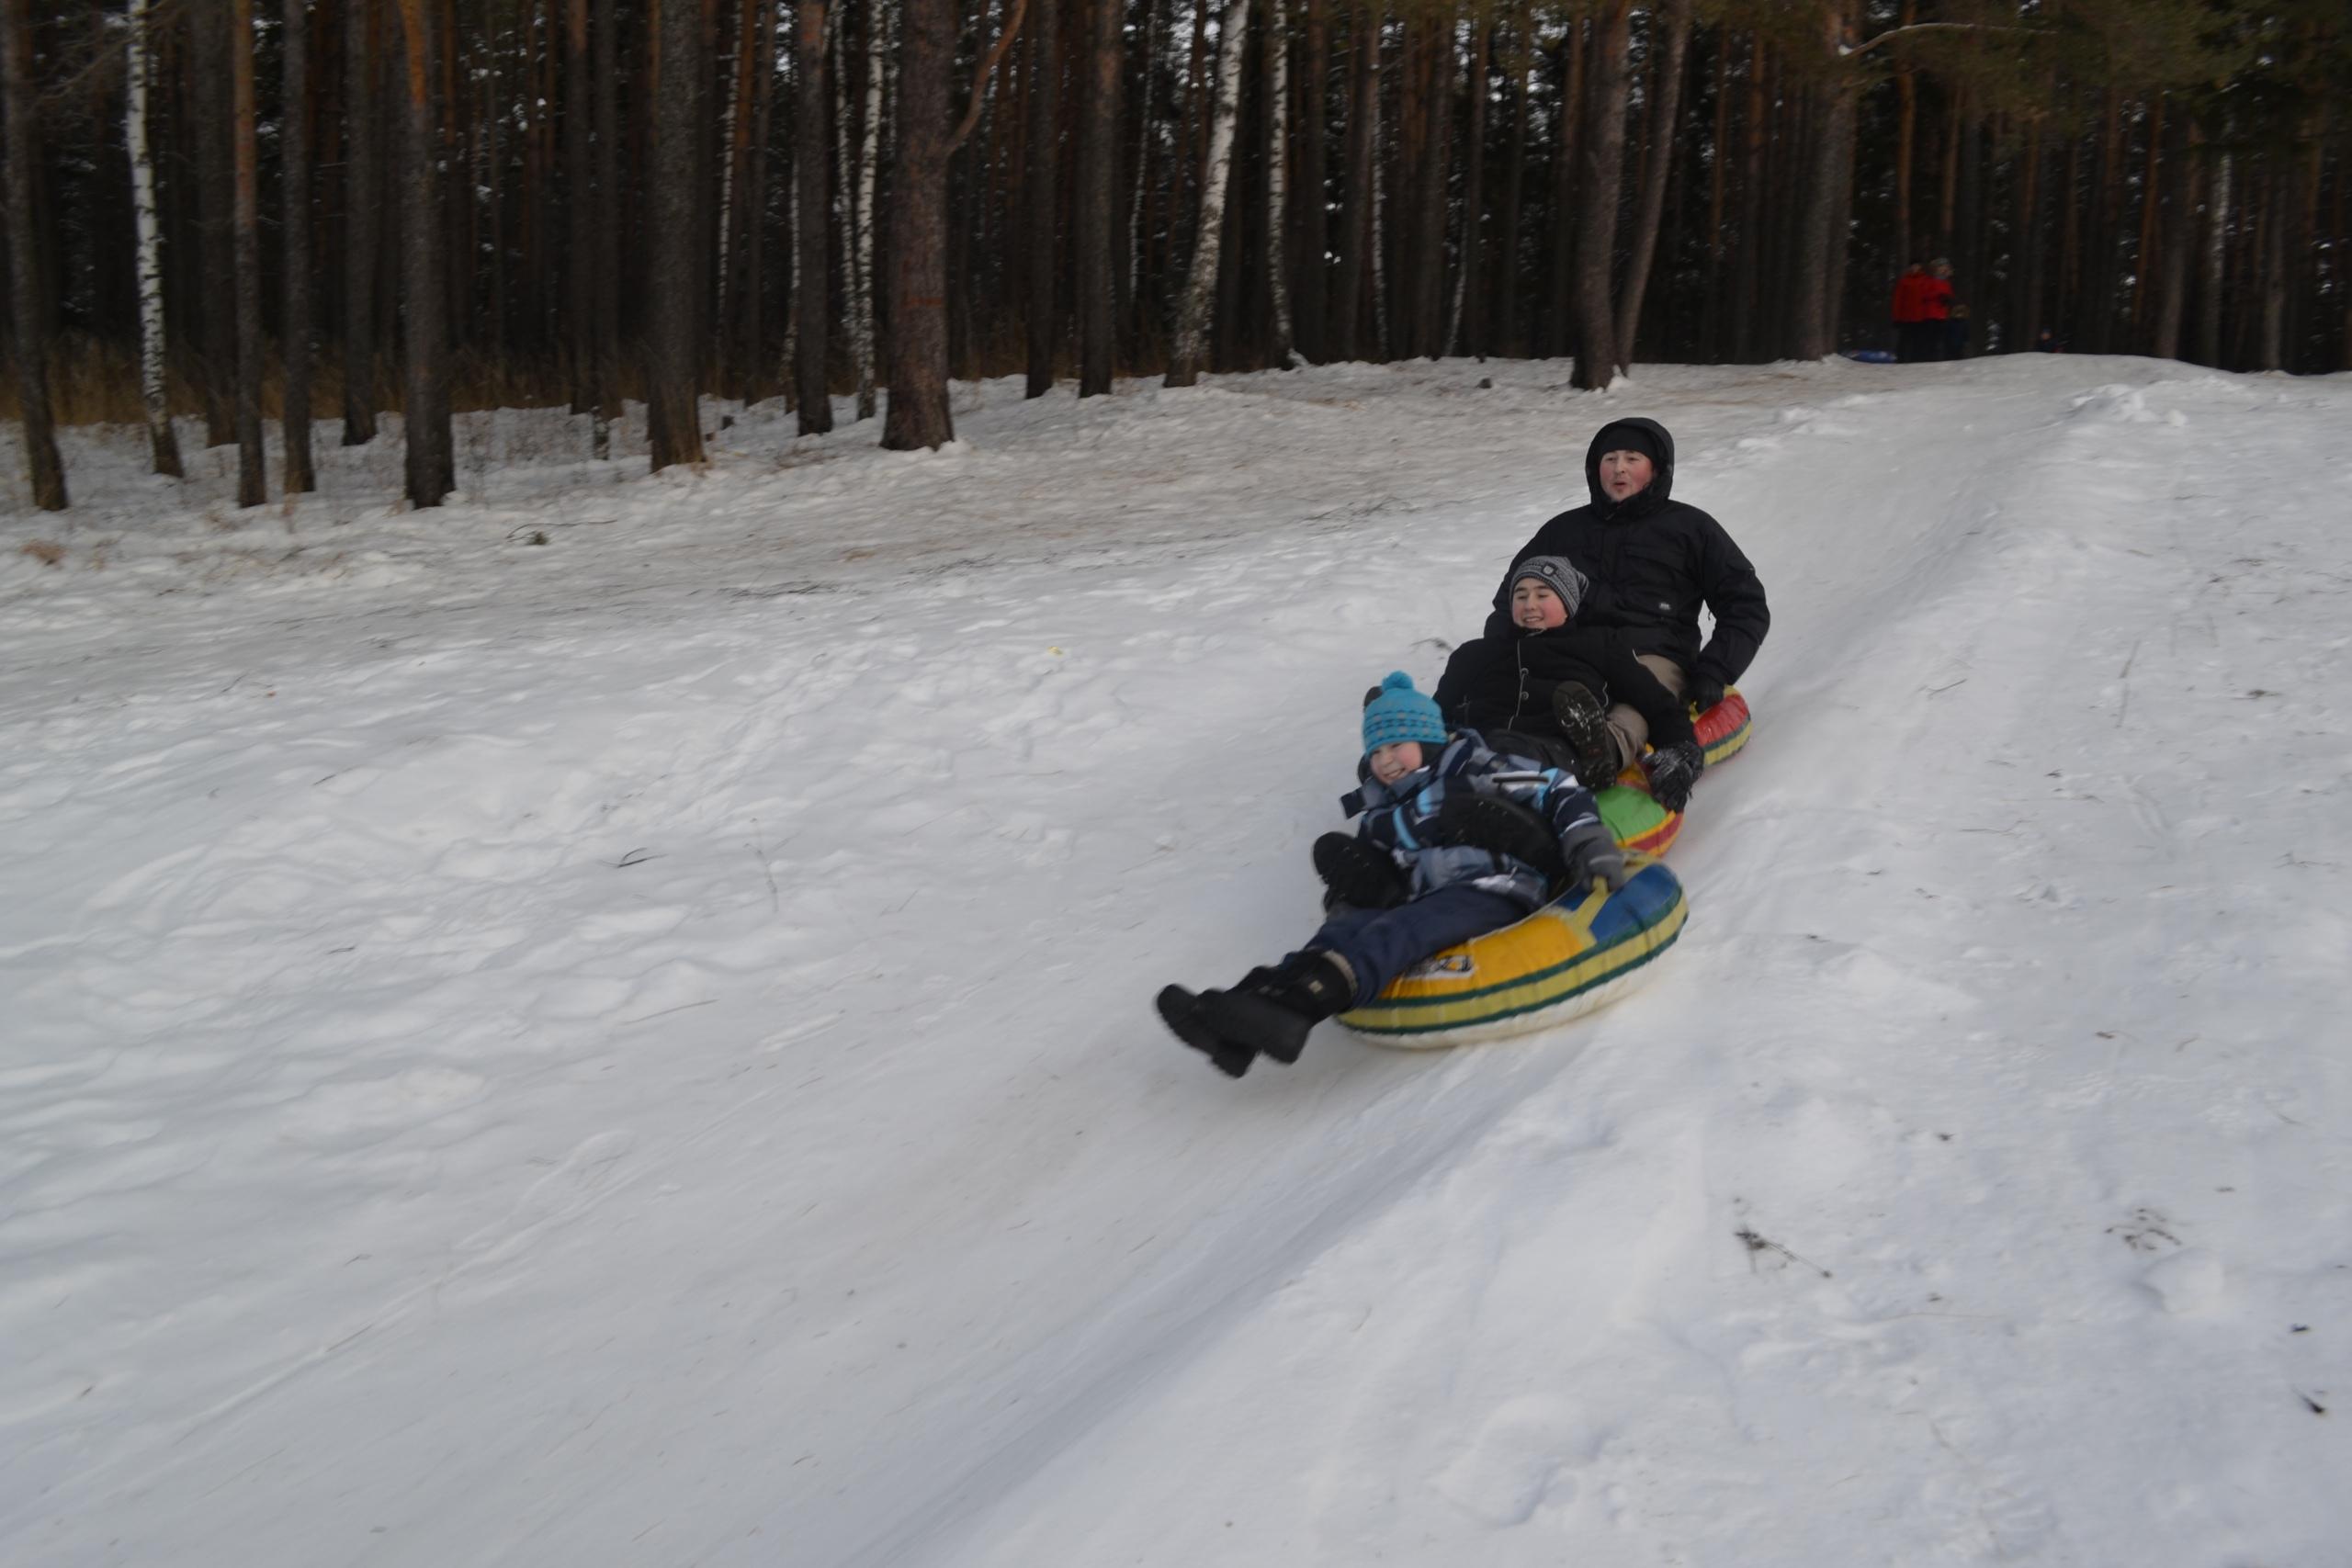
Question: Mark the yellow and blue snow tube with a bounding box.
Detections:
[1339,854,1687,1048]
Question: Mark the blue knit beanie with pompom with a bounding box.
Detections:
[1360,671,1448,756]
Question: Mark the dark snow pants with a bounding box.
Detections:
[1302,886,1532,1007]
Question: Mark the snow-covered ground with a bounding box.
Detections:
[5,355,2348,1567]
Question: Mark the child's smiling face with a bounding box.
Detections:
[1368,741,1425,785]
[1511,580,1569,630]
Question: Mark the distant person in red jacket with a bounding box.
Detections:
[1890,261,1933,362]
[1924,259,1960,359]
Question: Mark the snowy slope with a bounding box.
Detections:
[4,356,2348,1568]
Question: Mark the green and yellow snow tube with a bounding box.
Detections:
[1592,687,1754,859]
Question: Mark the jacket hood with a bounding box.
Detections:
[1583,417,1677,519]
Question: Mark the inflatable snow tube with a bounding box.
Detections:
[1591,687,1754,857]
[1340,855,1687,1048]
[1695,687,1753,768]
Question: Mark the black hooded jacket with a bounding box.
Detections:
[1433,622,1695,756]
[1482,418,1770,688]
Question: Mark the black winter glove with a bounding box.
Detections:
[1557,818,1629,893]
[1645,738,1705,815]
[1430,794,1569,884]
[1685,673,1726,716]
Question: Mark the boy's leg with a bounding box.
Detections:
[1602,655,1687,773]
[1304,886,1532,1004]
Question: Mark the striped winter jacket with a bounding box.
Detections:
[1338,729,1605,911]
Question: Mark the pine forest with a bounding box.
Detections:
[2,0,2347,513]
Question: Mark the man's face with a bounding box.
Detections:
[1368,741,1425,785]
[1511,580,1569,630]
[1597,448,1655,502]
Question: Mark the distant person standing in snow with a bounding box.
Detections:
[1484,418,1768,780]
[1926,259,1961,360]
[1891,260,1934,362]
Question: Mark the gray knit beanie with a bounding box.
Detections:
[1509,556,1588,619]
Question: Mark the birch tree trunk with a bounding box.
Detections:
[646,0,707,468]
[343,0,380,443]
[1165,0,1251,385]
[395,0,452,505]
[795,0,835,433]
[1613,0,1690,367]
[282,0,315,491]
[1025,0,1059,396]
[231,0,266,505]
[127,0,184,478]
[1266,0,1296,367]
[883,0,956,448]
[2,0,65,508]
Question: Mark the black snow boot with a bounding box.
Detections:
[1157,985,1261,1077]
[1203,951,1357,1066]
[1550,682,1622,787]
[1312,831,1408,910]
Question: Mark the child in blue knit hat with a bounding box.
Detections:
[1156,671,1625,1077]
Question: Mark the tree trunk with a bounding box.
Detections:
[231,0,266,505]
[2152,117,2195,362]
[1569,0,1631,388]
[344,0,381,443]
[565,0,593,411]
[1790,9,1857,362]
[1076,0,1120,394]
[795,0,834,433]
[1267,0,1296,366]
[1450,10,1487,356]
[194,4,238,446]
[884,0,955,447]
[2197,146,2229,367]
[2257,165,2286,370]
[2,0,64,508]
[646,0,707,468]
[1330,0,1376,360]
[1024,0,1060,394]
[854,1,888,419]
[1732,31,1765,360]
[1493,0,1530,355]
[1893,0,1914,263]
[713,0,758,393]
[1295,0,1329,360]
[127,0,184,478]
[395,0,451,505]
[1700,24,1727,357]
[593,0,618,454]
[1542,19,1582,359]
[741,0,778,401]
[1613,0,1689,367]
[1128,0,1159,310]
[282,0,316,491]
[1167,0,1250,384]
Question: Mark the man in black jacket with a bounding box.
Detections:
[1485,417,1769,782]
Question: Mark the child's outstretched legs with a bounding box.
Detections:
[1158,885,1528,1077]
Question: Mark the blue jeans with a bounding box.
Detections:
[1301,886,1531,1006]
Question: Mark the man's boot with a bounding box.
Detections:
[1550,682,1621,786]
